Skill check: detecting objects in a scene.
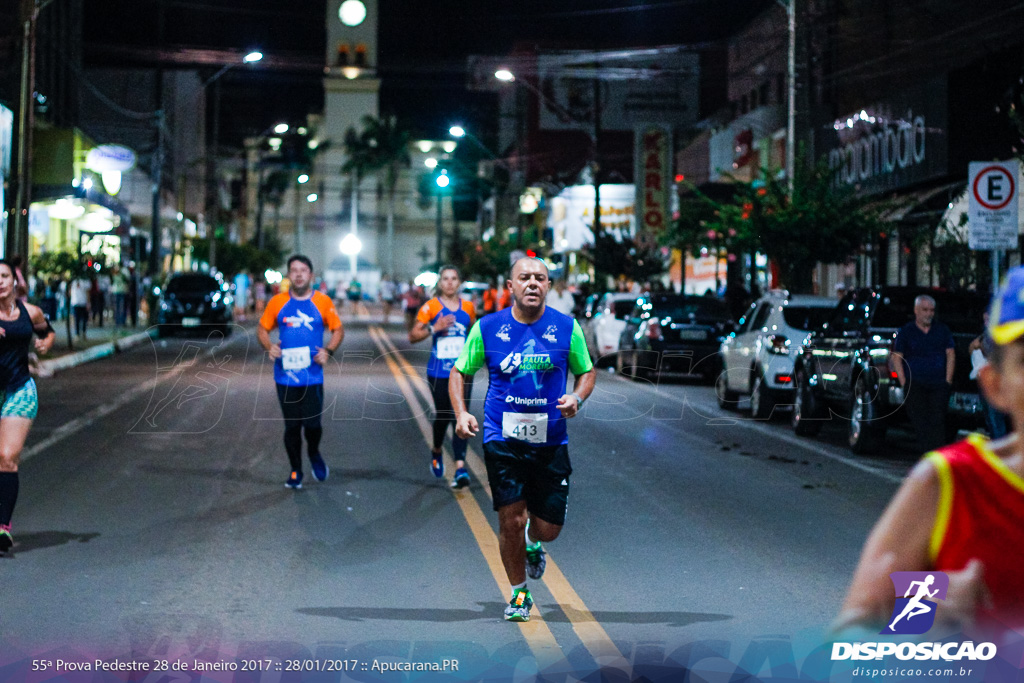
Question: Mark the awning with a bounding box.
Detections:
[869,181,965,222]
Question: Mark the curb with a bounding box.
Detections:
[38,329,157,375]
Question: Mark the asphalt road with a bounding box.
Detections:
[0,316,920,681]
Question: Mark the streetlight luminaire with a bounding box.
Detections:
[495,69,515,82]
[243,51,264,64]
[449,126,466,138]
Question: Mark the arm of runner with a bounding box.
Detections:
[29,303,56,354]
[833,458,937,634]
[557,320,596,418]
[452,323,485,438]
[409,300,442,343]
[450,371,478,439]
[257,325,282,359]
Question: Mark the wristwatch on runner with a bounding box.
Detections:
[571,392,585,408]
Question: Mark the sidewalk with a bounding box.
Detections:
[37,317,155,376]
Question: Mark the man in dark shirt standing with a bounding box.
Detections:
[892,294,955,453]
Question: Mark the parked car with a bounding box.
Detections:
[790,286,987,454]
[717,290,836,418]
[155,272,233,337]
[582,292,639,366]
[617,294,735,382]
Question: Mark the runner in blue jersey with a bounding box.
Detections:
[258,255,344,489]
[450,257,595,621]
[408,266,475,487]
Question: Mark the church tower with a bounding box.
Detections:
[315,0,380,283]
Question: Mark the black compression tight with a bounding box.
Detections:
[0,472,18,526]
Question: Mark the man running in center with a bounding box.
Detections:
[258,255,343,489]
[408,265,475,487]
[450,257,595,622]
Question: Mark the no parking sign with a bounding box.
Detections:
[968,160,1019,250]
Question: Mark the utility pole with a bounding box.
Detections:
[149,0,165,277]
[435,187,443,266]
[208,78,221,270]
[149,105,164,276]
[592,73,602,243]
[785,0,796,193]
[294,183,304,255]
[11,0,38,262]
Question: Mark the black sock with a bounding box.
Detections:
[284,424,303,472]
[305,426,323,457]
[0,472,19,526]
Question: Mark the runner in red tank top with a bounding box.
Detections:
[835,266,1024,637]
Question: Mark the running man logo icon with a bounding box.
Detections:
[882,571,949,635]
[283,310,315,330]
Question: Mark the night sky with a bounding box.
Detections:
[83,0,771,146]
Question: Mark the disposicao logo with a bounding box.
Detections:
[831,571,997,663]
[884,571,948,635]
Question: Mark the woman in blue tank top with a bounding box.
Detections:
[0,259,56,553]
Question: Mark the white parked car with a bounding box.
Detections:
[582,292,639,366]
[716,290,837,418]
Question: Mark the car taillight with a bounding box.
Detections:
[767,334,790,355]
[774,374,792,384]
[647,321,662,340]
[890,371,899,379]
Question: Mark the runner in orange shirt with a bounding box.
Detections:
[409,266,475,487]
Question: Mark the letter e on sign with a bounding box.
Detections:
[974,165,1015,210]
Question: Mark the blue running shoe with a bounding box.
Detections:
[430,453,444,478]
[450,468,471,489]
[285,471,303,489]
[310,453,329,482]
[504,588,533,622]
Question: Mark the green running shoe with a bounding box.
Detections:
[504,587,533,622]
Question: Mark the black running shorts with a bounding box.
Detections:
[483,440,571,526]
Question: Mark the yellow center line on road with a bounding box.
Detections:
[366,326,563,670]
[370,326,628,668]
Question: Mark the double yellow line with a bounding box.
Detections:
[367,326,628,674]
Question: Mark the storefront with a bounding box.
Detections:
[29,128,132,266]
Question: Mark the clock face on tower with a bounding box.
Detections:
[339,0,367,26]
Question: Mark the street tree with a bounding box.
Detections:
[685,162,881,293]
[354,115,412,277]
[342,123,380,263]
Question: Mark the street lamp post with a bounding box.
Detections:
[294,174,310,254]
[204,50,263,270]
[435,172,450,265]
[449,125,499,240]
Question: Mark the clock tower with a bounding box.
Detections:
[314,0,380,281]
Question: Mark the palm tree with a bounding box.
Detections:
[358,115,412,276]
[341,125,378,275]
